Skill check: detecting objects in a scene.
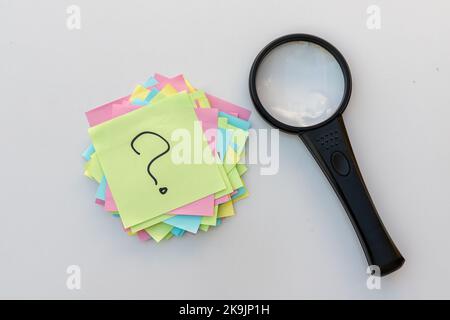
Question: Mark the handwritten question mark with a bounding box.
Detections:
[131,131,170,195]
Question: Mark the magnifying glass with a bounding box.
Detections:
[249,34,404,276]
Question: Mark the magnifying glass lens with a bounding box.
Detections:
[255,41,346,127]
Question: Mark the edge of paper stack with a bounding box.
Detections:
[82,74,251,243]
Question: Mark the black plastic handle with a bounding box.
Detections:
[300,115,404,276]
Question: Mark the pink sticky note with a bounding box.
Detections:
[170,194,215,216]
[154,74,251,120]
[206,93,251,121]
[85,96,130,127]
[137,230,152,241]
[111,103,140,118]
[154,73,189,92]
[105,184,118,212]
[215,195,231,205]
[195,108,218,154]
[85,82,158,126]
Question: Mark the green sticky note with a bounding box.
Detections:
[214,162,234,198]
[223,147,240,173]
[164,232,174,240]
[218,117,228,128]
[236,163,248,176]
[145,223,173,242]
[226,124,249,157]
[201,205,218,226]
[84,152,104,183]
[129,214,171,233]
[89,93,225,228]
[227,167,244,190]
[218,120,248,174]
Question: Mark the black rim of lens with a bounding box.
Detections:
[249,33,352,133]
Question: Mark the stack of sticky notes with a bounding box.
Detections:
[82,74,251,242]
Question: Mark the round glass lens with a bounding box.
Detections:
[255,41,346,128]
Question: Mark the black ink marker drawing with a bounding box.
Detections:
[131,131,170,195]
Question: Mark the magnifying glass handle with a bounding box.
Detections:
[300,115,404,276]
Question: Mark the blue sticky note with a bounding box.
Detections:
[231,187,246,200]
[216,218,222,226]
[164,215,202,234]
[217,127,232,160]
[132,88,159,106]
[218,112,251,130]
[171,227,185,237]
[145,88,159,103]
[143,76,158,88]
[95,176,107,201]
[82,144,95,161]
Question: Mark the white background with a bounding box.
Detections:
[1,0,449,299]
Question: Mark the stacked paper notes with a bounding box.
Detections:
[82,74,251,242]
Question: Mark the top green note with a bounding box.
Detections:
[89,93,225,228]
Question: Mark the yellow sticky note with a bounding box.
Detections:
[184,78,196,93]
[130,85,150,102]
[190,90,210,108]
[84,163,93,180]
[218,201,235,218]
[233,187,249,203]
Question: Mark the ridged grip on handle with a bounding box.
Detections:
[300,116,404,276]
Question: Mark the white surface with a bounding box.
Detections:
[255,41,345,127]
[0,0,450,299]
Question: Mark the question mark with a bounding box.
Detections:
[131,131,170,195]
